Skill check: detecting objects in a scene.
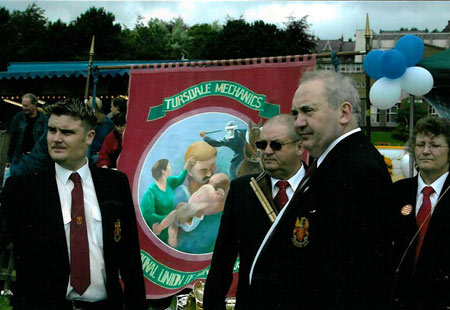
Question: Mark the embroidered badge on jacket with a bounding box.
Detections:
[292,217,309,248]
[114,219,122,242]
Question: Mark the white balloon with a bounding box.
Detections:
[369,77,401,110]
[400,66,434,96]
[400,153,417,178]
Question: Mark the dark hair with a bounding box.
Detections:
[409,116,450,153]
[112,112,126,127]
[152,159,169,180]
[22,93,38,106]
[45,98,97,131]
[112,97,128,114]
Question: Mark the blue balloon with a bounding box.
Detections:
[380,49,407,79]
[395,35,424,67]
[363,50,384,80]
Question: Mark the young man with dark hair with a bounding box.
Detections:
[0,98,146,309]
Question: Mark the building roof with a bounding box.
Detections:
[312,39,355,53]
[0,60,188,80]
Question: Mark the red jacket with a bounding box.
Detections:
[97,130,122,168]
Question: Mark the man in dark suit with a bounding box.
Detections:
[203,114,305,310]
[0,98,146,310]
[392,116,450,310]
[249,71,394,309]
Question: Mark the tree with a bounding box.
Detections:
[40,19,74,61]
[393,99,428,141]
[167,17,189,59]
[248,20,285,57]
[282,15,316,55]
[0,6,13,70]
[131,18,171,59]
[70,7,123,60]
[8,3,48,61]
[214,17,252,59]
[185,22,221,60]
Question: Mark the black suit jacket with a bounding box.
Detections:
[250,131,395,310]
[0,165,146,310]
[392,174,450,310]
[203,172,279,310]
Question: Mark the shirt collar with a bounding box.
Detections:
[417,171,449,197]
[317,128,361,167]
[270,164,306,192]
[55,159,90,184]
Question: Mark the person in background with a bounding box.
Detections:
[392,116,450,309]
[6,93,48,176]
[203,114,305,310]
[107,97,127,119]
[0,98,146,309]
[89,97,113,164]
[97,113,126,169]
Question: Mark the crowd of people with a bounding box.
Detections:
[1,70,449,310]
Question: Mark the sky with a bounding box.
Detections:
[1,1,449,40]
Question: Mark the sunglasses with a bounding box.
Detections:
[255,140,300,151]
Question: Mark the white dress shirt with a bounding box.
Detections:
[55,161,108,301]
[270,164,306,204]
[416,171,449,216]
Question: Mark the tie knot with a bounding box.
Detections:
[422,186,434,197]
[70,172,81,184]
[276,180,290,190]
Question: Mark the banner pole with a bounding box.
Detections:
[84,36,95,100]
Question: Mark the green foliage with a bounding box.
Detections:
[70,7,124,60]
[8,3,48,61]
[371,131,405,146]
[392,100,428,141]
[0,4,316,63]
[185,23,221,59]
[283,15,316,55]
[0,296,12,310]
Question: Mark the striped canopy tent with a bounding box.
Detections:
[0,60,187,80]
[419,49,450,118]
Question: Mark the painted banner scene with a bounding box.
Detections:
[119,60,315,298]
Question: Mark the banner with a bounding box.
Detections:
[120,59,316,299]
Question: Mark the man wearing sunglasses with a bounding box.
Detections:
[203,114,305,310]
[249,71,394,309]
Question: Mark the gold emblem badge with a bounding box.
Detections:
[292,217,309,248]
[76,216,83,225]
[401,204,413,216]
[114,219,122,242]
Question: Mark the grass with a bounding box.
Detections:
[370,130,406,146]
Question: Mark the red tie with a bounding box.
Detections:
[415,186,434,261]
[69,172,90,295]
[274,180,290,210]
